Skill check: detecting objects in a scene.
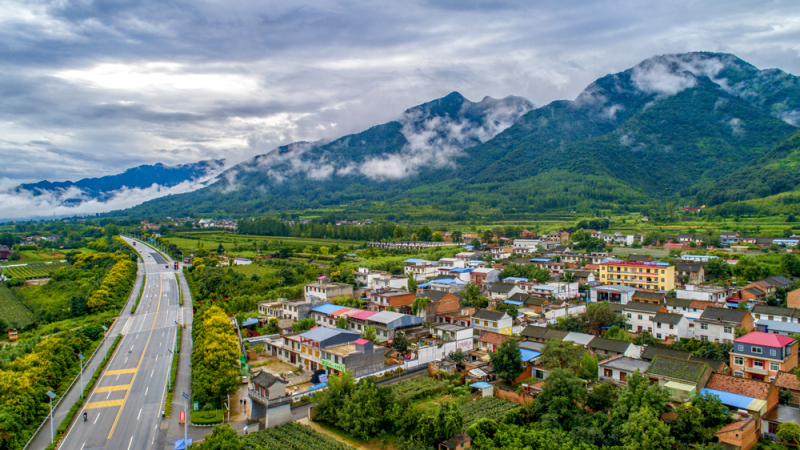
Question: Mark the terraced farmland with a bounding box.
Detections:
[0,284,34,329]
[3,262,68,279]
[241,422,354,450]
[459,396,519,429]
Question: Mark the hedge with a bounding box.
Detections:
[189,409,224,426]
[45,333,123,450]
[164,326,181,417]
[175,274,182,306]
[131,274,146,314]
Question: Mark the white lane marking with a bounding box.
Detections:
[116,374,120,381]
[145,387,148,396]
[107,392,111,399]
[151,369,154,378]
[130,345,134,352]
[162,331,164,337]
[80,442,85,450]
[155,355,158,362]
[94,413,100,424]
[124,357,128,365]
[159,342,162,347]
[127,436,133,450]
[137,408,142,420]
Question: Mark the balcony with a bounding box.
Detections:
[744,366,769,375]
[248,389,292,407]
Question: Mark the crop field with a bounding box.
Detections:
[0,284,34,329]
[390,376,447,403]
[241,422,354,450]
[459,397,518,429]
[3,262,69,279]
[170,232,360,254]
[229,265,278,277]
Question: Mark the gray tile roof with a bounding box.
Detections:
[698,307,750,324]
[601,356,650,373]
[589,337,632,354]
[623,302,664,313]
[652,312,685,325]
[521,325,548,339]
[751,305,794,317]
[473,309,508,321]
[488,282,517,294]
[665,298,693,308]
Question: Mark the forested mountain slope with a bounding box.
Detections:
[115,52,800,219]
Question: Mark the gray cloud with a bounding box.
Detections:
[1,0,800,217]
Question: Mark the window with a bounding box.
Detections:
[620,372,627,382]
[771,362,781,372]
[734,356,744,366]
[769,422,779,435]
[627,313,632,319]
[753,360,764,369]
[638,314,643,320]
[723,326,732,333]
[657,322,662,328]
[648,327,652,333]
[734,371,743,377]
[657,334,662,339]
[701,323,708,330]
[752,346,762,354]
[770,349,777,357]
[737,344,744,351]
[700,335,708,341]
[649,316,654,321]
[669,324,674,330]
[604,368,613,377]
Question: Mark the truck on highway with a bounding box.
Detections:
[174,261,179,270]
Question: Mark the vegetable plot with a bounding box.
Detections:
[390,376,447,403]
[459,397,518,429]
[0,284,34,329]
[241,422,354,450]
[4,262,69,279]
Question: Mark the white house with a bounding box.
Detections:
[623,302,666,334]
[470,309,513,336]
[651,312,692,340]
[598,355,651,385]
[512,238,545,253]
[416,324,474,364]
[695,307,752,344]
[590,285,637,304]
[676,285,733,303]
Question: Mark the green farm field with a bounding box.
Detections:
[2,262,69,279]
[168,232,361,257]
[229,264,278,277]
[0,284,34,329]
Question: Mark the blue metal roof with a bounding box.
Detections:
[300,327,359,343]
[504,300,524,306]
[417,282,431,288]
[519,349,542,362]
[404,258,427,263]
[699,388,754,410]
[471,382,492,389]
[529,258,552,263]
[450,268,474,273]
[311,303,343,314]
[503,277,527,282]
[309,382,327,391]
[433,278,465,285]
[241,317,260,327]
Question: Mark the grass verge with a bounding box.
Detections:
[175,273,182,306]
[130,274,146,314]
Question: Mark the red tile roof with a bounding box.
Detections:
[705,374,772,400]
[478,332,508,346]
[774,371,800,392]
[734,331,796,348]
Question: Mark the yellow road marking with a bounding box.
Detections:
[85,399,125,409]
[108,270,163,439]
[104,368,136,376]
[94,384,131,393]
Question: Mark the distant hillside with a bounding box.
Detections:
[16,159,226,205]
[115,52,800,219]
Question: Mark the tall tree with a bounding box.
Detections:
[621,407,675,450]
[613,370,671,420]
[336,317,349,329]
[489,338,523,384]
[197,424,242,450]
[392,331,409,354]
[361,326,377,342]
[539,339,583,371]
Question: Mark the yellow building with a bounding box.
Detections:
[599,260,675,291]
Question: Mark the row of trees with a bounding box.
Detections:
[190,306,241,409]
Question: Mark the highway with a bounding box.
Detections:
[57,238,186,450]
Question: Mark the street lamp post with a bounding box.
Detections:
[46,390,56,443]
[78,354,86,398]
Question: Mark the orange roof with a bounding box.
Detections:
[705,374,772,400]
[716,418,754,435]
[478,332,507,346]
[774,371,800,392]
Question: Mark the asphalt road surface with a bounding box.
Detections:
[57,238,186,450]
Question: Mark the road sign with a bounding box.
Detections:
[319,374,328,383]
[179,411,185,424]
[181,391,190,400]
[78,354,85,360]
[193,401,199,411]
[46,390,56,399]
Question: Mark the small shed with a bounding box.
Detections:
[439,433,472,450]
[470,381,493,398]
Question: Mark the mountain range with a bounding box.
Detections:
[27,52,800,220]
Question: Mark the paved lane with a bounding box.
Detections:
[57,239,185,450]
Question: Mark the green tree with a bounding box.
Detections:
[336,377,394,440]
[585,302,618,334]
[361,326,377,342]
[461,283,488,308]
[604,325,633,341]
[780,253,800,277]
[613,370,671,420]
[490,338,524,384]
[197,424,242,450]
[621,407,674,450]
[411,296,430,316]
[539,339,583,371]
[530,368,585,430]
[561,271,576,283]
[632,331,659,346]
[416,226,433,242]
[777,422,800,446]
[578,353,598,380]
[104,223,119,240]
[470,238,481,248]
[392,331,409,354]
[586,382,617,411]
[691,391,731,430]
[292,317,316,332]
[385,305,396,312]
[432,232,444,242]
[336,317,349,329]
[406,274,417,292]
[448,349,467,366]
[670,403,712,444]
[393,225,405,240]
[451,231,463,243]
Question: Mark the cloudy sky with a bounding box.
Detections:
[2,0,800,186]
